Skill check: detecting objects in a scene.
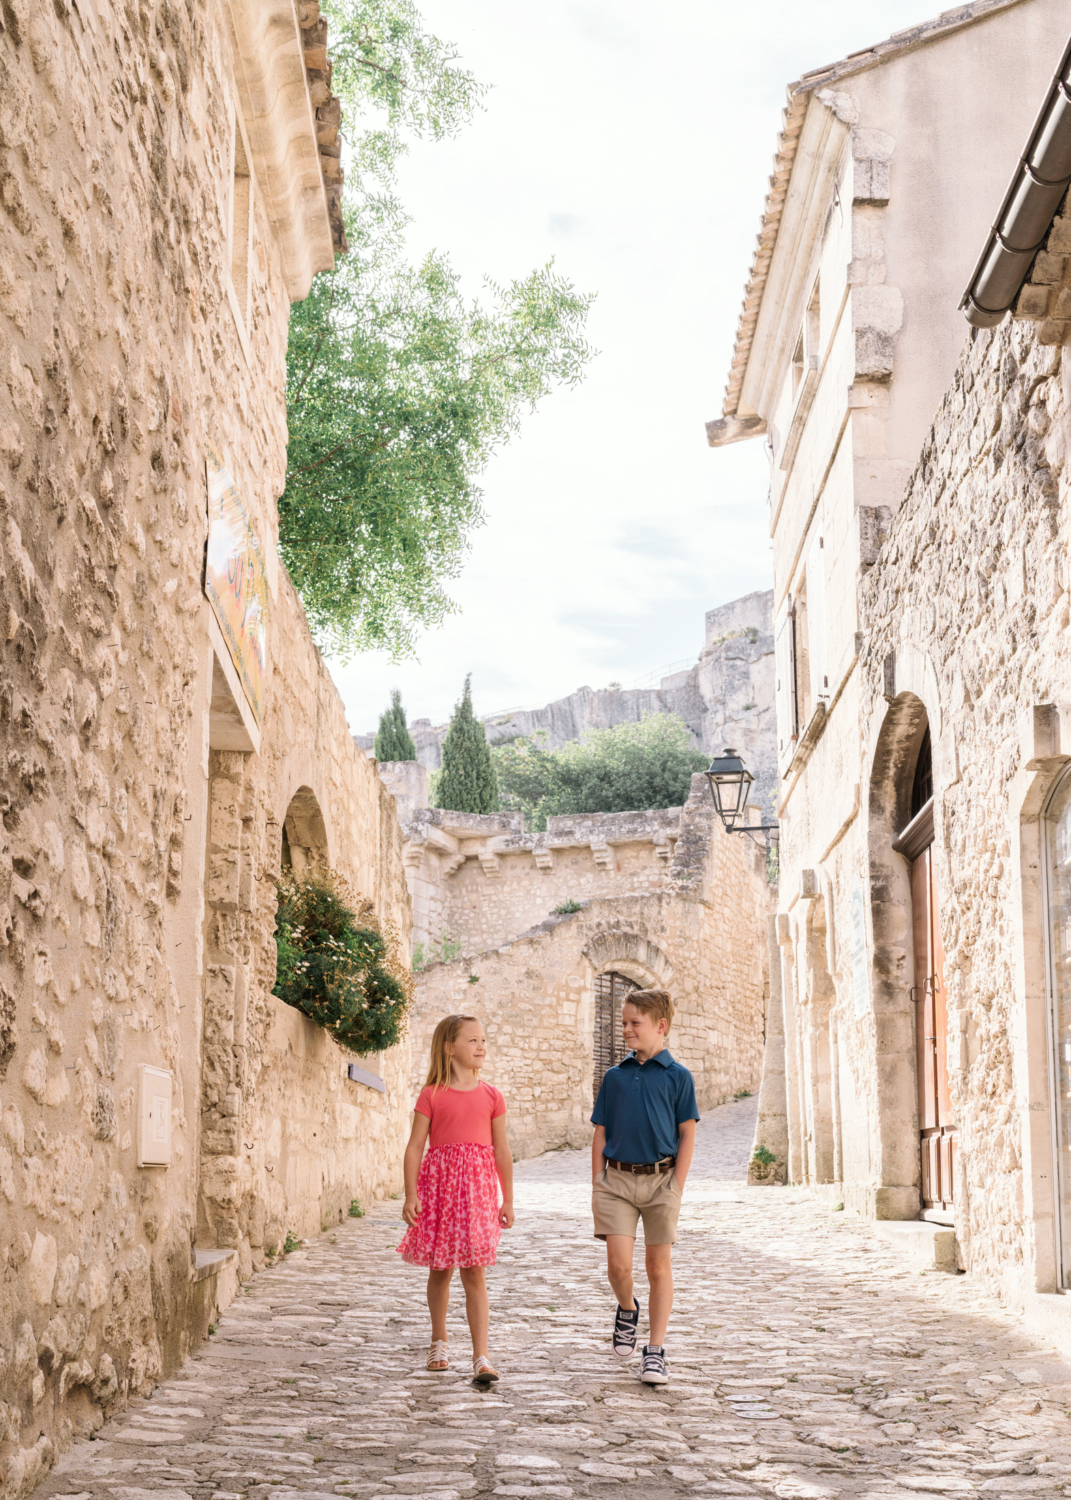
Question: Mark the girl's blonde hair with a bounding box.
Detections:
[425,1014,480,1091]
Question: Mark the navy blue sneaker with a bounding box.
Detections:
[640,1344,668,1384]
[612,1298,640,1359]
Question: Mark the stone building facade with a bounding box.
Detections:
[358,590,778,816]
[400,777,773,1160]
[707,0,1071,1348]
[0,2,410,1491]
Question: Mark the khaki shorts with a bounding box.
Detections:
[591,1165,682,1244]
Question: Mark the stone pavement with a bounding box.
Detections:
[40,1099,1071,1500]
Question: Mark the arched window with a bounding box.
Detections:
[593,971,637,1097]
[1043,765,1071,1286]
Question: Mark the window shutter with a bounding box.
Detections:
[806,532,828,701]
[775,603,799,759]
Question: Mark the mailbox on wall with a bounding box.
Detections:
[137,1064,173,1167]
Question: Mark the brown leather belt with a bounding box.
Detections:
[606,1156,676,1175]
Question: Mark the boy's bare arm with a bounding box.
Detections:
[592,1124,607,1182]
[674,1119,697,1192]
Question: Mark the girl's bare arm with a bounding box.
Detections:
[402,1113,431,1226]
[491,1114,515,1229]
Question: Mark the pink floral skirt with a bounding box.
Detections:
[397,1142,502,1269]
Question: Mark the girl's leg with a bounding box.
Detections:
[427,1267,453,1341]
[458,1265,489,1357]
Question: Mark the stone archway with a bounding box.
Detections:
[581,930,675,991]
[281,784,330,874]
[582,930,675,1099]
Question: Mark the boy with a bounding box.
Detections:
[590,987,698,1385]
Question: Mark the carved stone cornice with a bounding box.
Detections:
[223,0,337,302]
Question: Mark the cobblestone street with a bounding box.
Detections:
[41,1100,1071,1500]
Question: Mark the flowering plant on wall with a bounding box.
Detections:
[272,866,412,1054]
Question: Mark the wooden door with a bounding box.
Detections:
[912,845,956,1217]
[593,971,637,1098]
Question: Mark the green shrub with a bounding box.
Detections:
[283,1231,300,1254]
[273,866,413,1054]
[412,929,461,972]
[553,899,583,915]
[348,1199,365,1218]
[494,713,708,830]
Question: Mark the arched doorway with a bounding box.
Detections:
[593,971,638,1096]
[1043,764,1071,1286]
[894,725,955,1221]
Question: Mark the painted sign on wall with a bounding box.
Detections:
[205,442,269,724]
[850,882,870,1018]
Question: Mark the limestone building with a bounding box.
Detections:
[711,0,1071,1344]
[0,0,411,1485]
[385,768,773,1160]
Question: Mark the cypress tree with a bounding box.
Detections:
[374,688,417,762]
[436,675,499,813]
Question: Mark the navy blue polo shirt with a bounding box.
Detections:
[591,1049,699,1163]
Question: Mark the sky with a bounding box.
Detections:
[330,0,947,737]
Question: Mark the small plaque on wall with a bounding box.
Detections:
[347,1063,386,1093]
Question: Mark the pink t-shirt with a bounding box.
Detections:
[414,1081,506,1148]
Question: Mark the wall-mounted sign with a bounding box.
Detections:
[205,442,269,725]
[850,881,870,1018]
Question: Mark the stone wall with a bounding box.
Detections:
[0,2,410,1490]
[409,777,773,1160]
[851,316,1070,1299]
[758,309,1071,1305]
[197,581,412,1268]
[403,805,682,955]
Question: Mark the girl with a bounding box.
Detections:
[398,1014,514,1379]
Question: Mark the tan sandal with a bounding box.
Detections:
[427,1338,449,1371]
[472,1354,499,1382]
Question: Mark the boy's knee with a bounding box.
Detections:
[645,1247,673,1279]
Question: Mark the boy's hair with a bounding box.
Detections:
[622,988,674,1035]
[425,1014,479,1091]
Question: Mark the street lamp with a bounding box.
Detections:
[704,747,779,850]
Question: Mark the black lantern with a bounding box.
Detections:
[704,747,754,832]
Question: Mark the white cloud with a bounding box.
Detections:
[327,0,947,736]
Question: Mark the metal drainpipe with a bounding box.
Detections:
[961,34,1071,329]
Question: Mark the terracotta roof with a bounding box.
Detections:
[299,1,348,255]
[720,0,1027,418]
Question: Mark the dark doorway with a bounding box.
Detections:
[897,726,955,1221]
[593,971,638,1097]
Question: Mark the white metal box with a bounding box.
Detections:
[137,1063,173,1167]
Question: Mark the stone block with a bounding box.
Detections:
[1015,282,1051,319]
[871,1219,958,1272]
[27,1231,57,1304]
